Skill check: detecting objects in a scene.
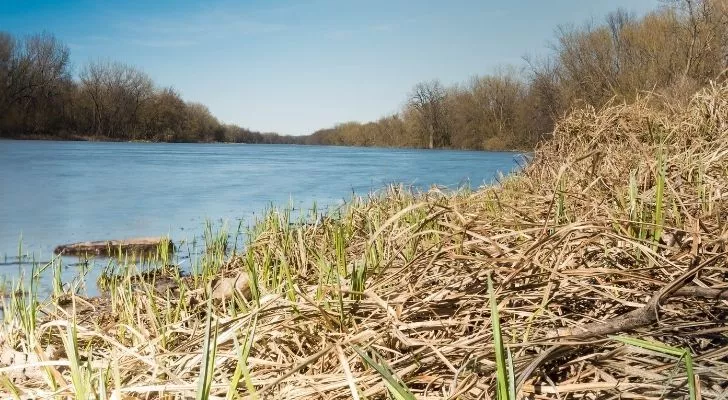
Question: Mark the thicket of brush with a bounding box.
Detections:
[306,0,728,150]
[2,81,728,398]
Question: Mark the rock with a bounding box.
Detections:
[0,343,61,383]
[211,273,252,301]
[54,237,174,257]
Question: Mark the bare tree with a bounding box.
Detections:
[144,87,187,141]
[661,0,728,80]
[606,8,635,75]
[0,32,15,123]
[79,61,154,138]
[184,102,221,141]
[409,80,449,148]
[0,32,71,133]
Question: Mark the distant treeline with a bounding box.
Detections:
[1,0,727,149]
[0,32,285,143]
[306,0,728,150]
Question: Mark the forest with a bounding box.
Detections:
[307,0,728,150]
[1,0,726,149]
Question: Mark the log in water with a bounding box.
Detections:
[54,237,174,257]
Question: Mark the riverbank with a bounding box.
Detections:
[0,133,533,152]
[1,133,223,143]
[2,83,728,398]
[1,133,120,142]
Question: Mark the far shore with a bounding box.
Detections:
[0,134,530,152]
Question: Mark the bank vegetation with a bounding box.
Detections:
[308,0,728,149]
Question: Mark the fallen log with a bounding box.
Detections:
[54,237,174,257]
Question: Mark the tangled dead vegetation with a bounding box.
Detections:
[2,83,728,399]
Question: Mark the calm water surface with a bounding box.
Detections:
[0,140,521,291]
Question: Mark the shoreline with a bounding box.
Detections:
[0,134,532,152]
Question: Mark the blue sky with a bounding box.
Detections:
[1,0,660,135]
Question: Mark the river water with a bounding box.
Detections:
[0,140,522,292]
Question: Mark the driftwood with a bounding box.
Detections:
[516,254,728,391]
[0,338,61,384]
[54,237,174,257]
[552,253,725,339]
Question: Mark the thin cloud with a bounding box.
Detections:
[128,38,199,48]
[116,17,286,36]
[113,7,288,40]
[65,35,113,50]
[72,15,286,50]
[369,23,397,32]
[87,3,289,50]
[327,20,406,40]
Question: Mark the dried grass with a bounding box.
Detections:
[2,83,728,399]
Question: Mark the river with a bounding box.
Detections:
[0,140,522,292]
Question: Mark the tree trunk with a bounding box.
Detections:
[428,123,434,149]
